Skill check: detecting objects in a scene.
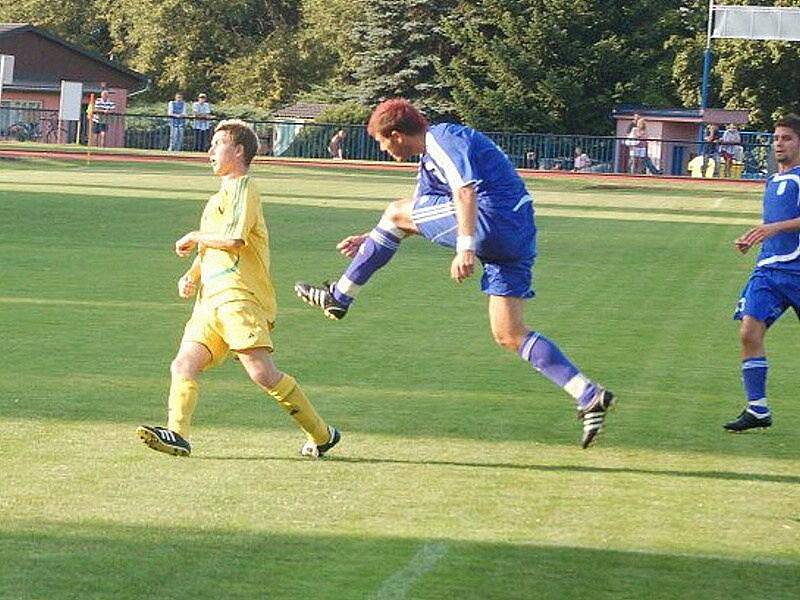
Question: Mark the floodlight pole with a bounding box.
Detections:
[700,1,715,112]
[699,1,715,143]
[0,56,5,110]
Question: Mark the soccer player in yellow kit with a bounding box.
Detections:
[136,119,340,458]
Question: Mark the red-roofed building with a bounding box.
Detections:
[0,23,148,145]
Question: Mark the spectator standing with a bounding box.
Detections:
[92,89,115,148]
[702,124,721,177]
[192,93,214,152]
[636,118,663,175]
[719,123,742,178]
[168,93,187,151]
[624,122,645,174]
[328,129,346,159]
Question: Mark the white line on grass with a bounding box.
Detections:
[0,296,308,315]
[258,197,758,226]
[0,296,185,310]
[373,542,448,600]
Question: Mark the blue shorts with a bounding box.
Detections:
[411,194,536,298]
[733,268,800,327]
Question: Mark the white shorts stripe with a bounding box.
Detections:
[412,203,456,217]
[430,225,458,242]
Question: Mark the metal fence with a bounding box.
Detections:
[0,106,775,179]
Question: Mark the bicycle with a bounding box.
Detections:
[41,117,69,144]
[6,120,41,142]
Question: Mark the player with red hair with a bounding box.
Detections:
[296,98,615,448]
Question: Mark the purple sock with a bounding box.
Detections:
[742,357,770,415]
[519,332,597,405]
[332,226,401,306]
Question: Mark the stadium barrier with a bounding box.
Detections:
[0,106,774,179]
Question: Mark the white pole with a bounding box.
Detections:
[0,57,5,111]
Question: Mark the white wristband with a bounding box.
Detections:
[456,235,476,253]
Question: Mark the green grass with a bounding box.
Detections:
[0,157,798,599]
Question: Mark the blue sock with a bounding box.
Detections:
[742,357,770,416]
[519,332,597,406]
[332,224,401,306]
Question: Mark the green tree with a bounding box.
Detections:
[438,0,683,133]
[299,0,365,91]
[346,0,457,116]
[99,0,305,100]
[216,27,334,109]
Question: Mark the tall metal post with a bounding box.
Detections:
[699,1,715,141]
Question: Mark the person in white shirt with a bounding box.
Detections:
[192,93,214,151]
[92,89,115,148]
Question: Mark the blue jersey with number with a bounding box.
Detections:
[756,166,800,272]
[414,123,536,260]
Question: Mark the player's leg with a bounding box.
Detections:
[488,295,606,405]
[725,273,785,431]
[295,198,420,319]
[220,300,339,456]
[487,284,614,448]
[137,341,212,456]
[167,342,211,435]
[725,316,771,431]
[237,348,340,457]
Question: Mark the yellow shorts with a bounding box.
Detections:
[182,300,274,367]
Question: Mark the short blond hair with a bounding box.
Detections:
[214,119,259,165]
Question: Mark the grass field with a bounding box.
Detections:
[1,156,798,599]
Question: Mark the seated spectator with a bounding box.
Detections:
[688,153,715,178]
[573,147,592,172]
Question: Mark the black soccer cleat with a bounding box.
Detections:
[723,409,772,432]
[577,387,615,449]
[300,425,341,458]
[294,280,348,320]
[136,425,191,457]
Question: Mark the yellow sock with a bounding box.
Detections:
[267,374,329,444]
[167,377,199,438]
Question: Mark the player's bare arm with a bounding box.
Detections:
[175,231,244,257]
[451,184,477,283]
[178,256,201,298]
[734,217,800,253]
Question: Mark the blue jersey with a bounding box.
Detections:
[416,123,530,210]
[414,123,536,261]
[756,166,800,272]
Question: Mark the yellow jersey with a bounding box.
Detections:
[196,176,276,322]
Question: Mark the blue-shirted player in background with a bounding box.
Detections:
[727,114,800,432]
[295,98,615,448]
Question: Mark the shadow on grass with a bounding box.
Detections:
[195,455,800,486]
[2,521,796,600]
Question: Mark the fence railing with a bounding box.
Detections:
[0,107,774,179]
